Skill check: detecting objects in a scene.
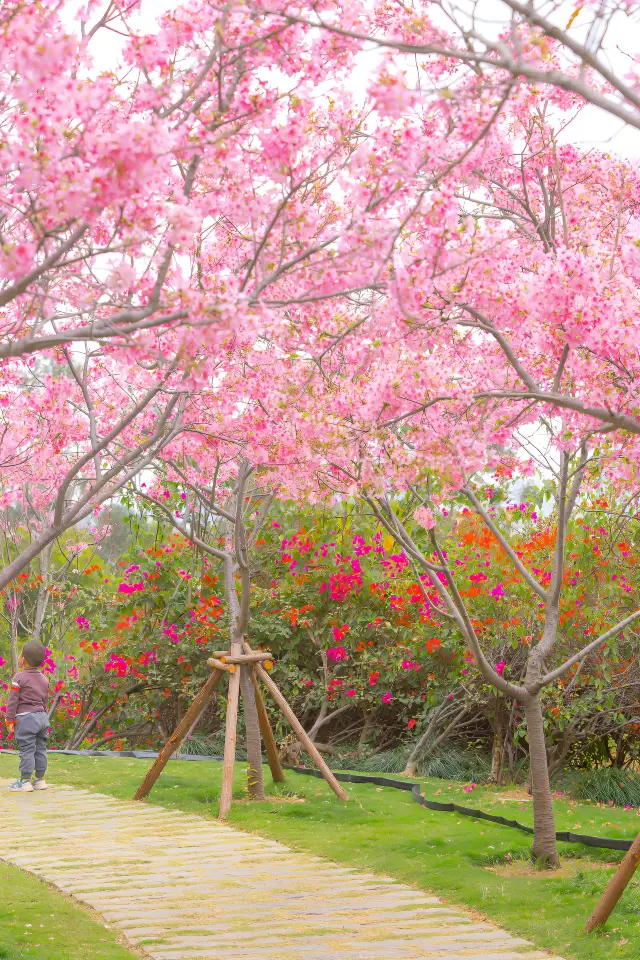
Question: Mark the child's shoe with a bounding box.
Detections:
[32,777,48,791]
[8,779,33,792]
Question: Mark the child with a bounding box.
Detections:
[5,641,50,793]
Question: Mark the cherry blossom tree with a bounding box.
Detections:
[271,95,640,865]
[0,346,188,593]
[135,441,277,801]
[0,0,394,362]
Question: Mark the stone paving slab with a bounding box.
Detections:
[0,781,565,960]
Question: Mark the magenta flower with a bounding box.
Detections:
[326,646,347,662]
[381,691,392,704]
[495,660,506,675]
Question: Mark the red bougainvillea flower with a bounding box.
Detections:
[407,718,416,729]
[368,671,380,686]
[426,637,441,653]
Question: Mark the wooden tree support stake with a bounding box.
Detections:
[248,652,348,802]
[218,661,241,819]
[207,657,236,672]
[250,667,285,783]
[212,651,273,665]
[134,668,224,801]
[585,830,640,932]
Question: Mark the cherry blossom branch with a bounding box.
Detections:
[52,366,179,526]
[136,491,228,562]
[278,9,640,131]
[531,611,640,694]
[0,223,88,308]
[461,485,547,601]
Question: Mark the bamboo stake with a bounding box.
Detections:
[212,651,272,664]
[250,667,285,783]
[218,663,241,819]
[134,668,224,801]
[252,660,348,802]
[585,831,640,931]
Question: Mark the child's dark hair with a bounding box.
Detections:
[22,641,47,668]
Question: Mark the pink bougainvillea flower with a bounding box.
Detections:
[490,584,505,599]
[381,691,392,704]
[346,688,356,698]
[42,649,56,674]
[368,671,380,686]
[326,646,347,662]
[495,660,506,675]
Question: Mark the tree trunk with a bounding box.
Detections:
[357,713,373,758]
[490,698,506,785]
[240,664,264,800]
[308,703,328,742]
[524,696,560,868]
[249,668,285,783]
[33,544,52,644]
[9,591,19,672]
[547,729,574,779]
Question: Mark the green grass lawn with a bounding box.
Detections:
[0,859,139,960]
[1,751,639,960]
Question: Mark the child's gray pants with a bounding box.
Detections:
[15,711,49,779]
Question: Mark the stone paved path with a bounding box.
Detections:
[0,781,565,960]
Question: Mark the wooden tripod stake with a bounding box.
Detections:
[585,830,640,932]
[133,644,348,813]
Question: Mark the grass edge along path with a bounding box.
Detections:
[1,752,639,960]
[0,858,142,960]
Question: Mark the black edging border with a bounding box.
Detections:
[1,747,632,852]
